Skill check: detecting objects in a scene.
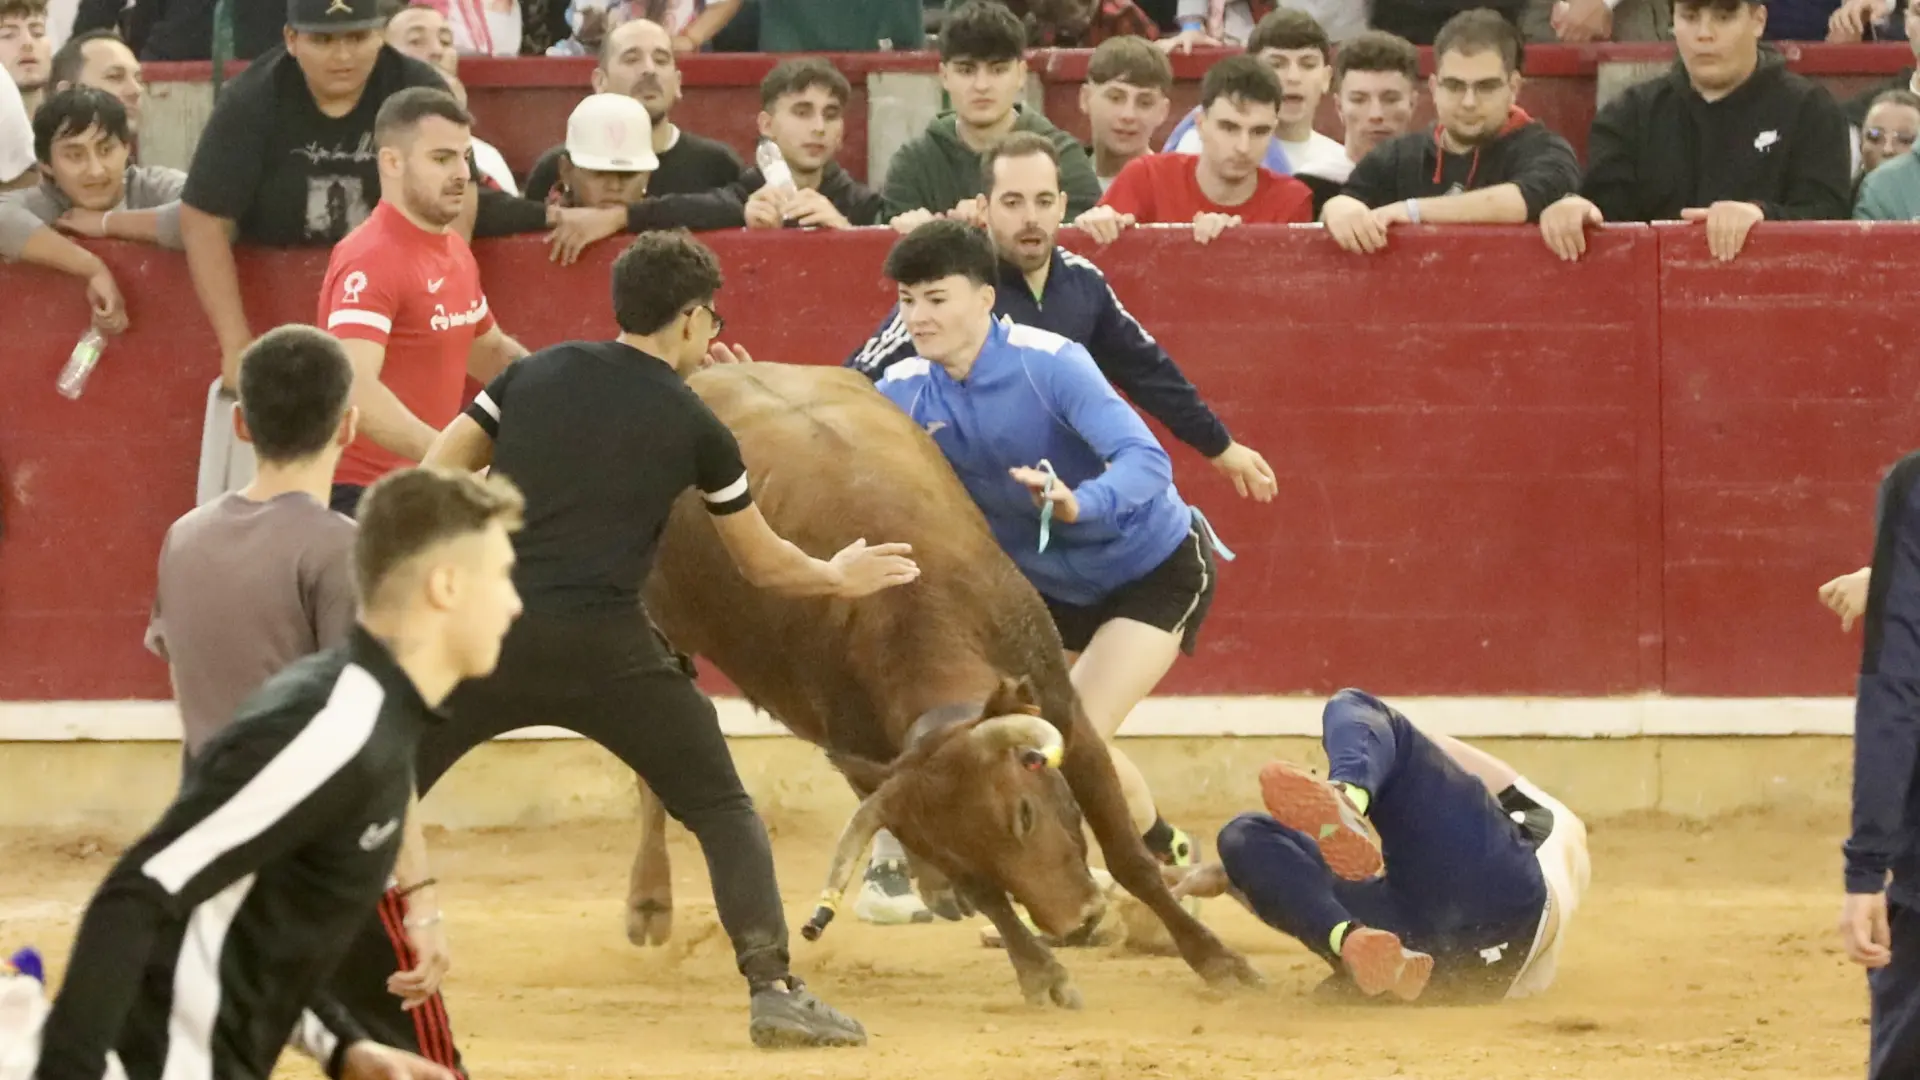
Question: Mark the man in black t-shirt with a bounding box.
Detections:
[178,0,448,390]
[421,231,919,1050]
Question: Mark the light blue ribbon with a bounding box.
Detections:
[1036,459,1058,553]
[1191,506,1236,562]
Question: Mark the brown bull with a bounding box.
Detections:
[632,362,1260,1006]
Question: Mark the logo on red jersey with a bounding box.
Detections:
[340,270,368,304]
[430,299,487,333]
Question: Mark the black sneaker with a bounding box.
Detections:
[749,982,868,1048]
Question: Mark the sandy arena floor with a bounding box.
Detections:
[0,811,1869,1080]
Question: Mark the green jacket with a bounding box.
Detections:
[1856,151,1920,222]
[882,107,1104,219]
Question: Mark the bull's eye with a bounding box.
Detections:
[1015,796,1036,840]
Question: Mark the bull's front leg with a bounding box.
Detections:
[965,882,1082,1010]
[904,850,973,922]
[1060,733,1263,991]
[625,777,674,946]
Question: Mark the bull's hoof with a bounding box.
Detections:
[1017,962,1083,1010]
[1197,949,1266,992]
[924,890,971,922]
[626,898,673,947]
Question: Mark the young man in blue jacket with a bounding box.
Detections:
[866,218,1220,938]
[1839,449,1920,1080]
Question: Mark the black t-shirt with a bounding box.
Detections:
[522,128,744,203]
[464,340,753,615]
[182,45,447,246]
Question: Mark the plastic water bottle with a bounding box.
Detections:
[57,327,106,400]
[756,138,795,194]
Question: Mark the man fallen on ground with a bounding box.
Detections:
[1166,687,1590,1003]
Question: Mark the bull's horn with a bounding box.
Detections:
[971,714,1064,770]
[799,792,887,942]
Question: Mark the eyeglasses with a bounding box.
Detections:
[1865,127,1918,149]
[685,303,724,335]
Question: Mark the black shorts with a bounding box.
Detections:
[1043,524,1216,656]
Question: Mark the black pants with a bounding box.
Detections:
[1871,899,1920,1079]
[418,609,792,989]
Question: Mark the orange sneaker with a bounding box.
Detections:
[1339,927,1432,1001]
[1258,761,1384,881]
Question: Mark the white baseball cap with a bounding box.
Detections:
[566,93,658,173]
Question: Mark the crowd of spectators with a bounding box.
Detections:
[1,0,1918,346]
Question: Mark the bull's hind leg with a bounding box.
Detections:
[967,883,1081,1010]
[626,777,674,946]
[1061,733,1264,991]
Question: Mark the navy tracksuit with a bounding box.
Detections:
[1218,689,1548,1001]
[1848,451,1920,1079]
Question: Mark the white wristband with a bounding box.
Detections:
[101,209,114,235]
[1405,199,1421,224]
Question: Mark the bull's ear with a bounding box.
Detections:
[983,675,1042,718]
[827,751,894,795]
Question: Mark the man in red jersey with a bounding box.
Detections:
[319,85,526,517]
[1073,55,1312,245]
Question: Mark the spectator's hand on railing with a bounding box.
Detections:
[1681,201,1763,262]
[56,209,111,239]
[1192,212,1242,245]
[789,188,853,230]
[1829,0,1890,41]
[1321,196,1389,254]
[547,205,627,266]
[1073,205,1134,245]
[87,267,128,334]
[1209,441,1277,502]
[1156,28,1221,53]
[1540,195,1603,261]
[889,208,938,234]
[1550,0,1613,42]
[744,185,787,230]
[705,342,755,367]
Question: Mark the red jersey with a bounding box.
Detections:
[318,200,495,488]
[1098,153,1312,226]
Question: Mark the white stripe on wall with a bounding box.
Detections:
[161,873,254,1080]
[0,694,1855,742]
[141,667,385,894]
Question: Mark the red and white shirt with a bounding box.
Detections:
[318,200,495,488]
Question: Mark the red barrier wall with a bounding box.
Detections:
[146,44,1915,181]
[0,225,1905,702]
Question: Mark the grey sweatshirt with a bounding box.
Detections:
[0,164,187,260]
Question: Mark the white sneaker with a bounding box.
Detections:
[853,860,932,925]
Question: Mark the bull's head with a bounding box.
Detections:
[804,677,1103,940]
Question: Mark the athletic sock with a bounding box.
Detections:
[1337,783,1371,816]
[1329,920,1353,954]
[1141,816,1176,856]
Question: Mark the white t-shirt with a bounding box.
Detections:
[1280,131,1352,183]
[1505,777,1591,1000]
[472,136,519,196]
[0,67,31,186]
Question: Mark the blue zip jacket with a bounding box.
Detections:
[1849,449,1920,908]
[846,247,1233,458]
[875,317,1193,606]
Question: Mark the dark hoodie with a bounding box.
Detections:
[1340,106,1581,223]
[881,106,1105,219]
[1580,51,1852,223]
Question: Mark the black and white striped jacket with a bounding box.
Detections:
[36,629,433,1080]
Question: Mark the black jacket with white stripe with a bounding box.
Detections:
[843,247,1234,459]
[36,629,433,1080]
